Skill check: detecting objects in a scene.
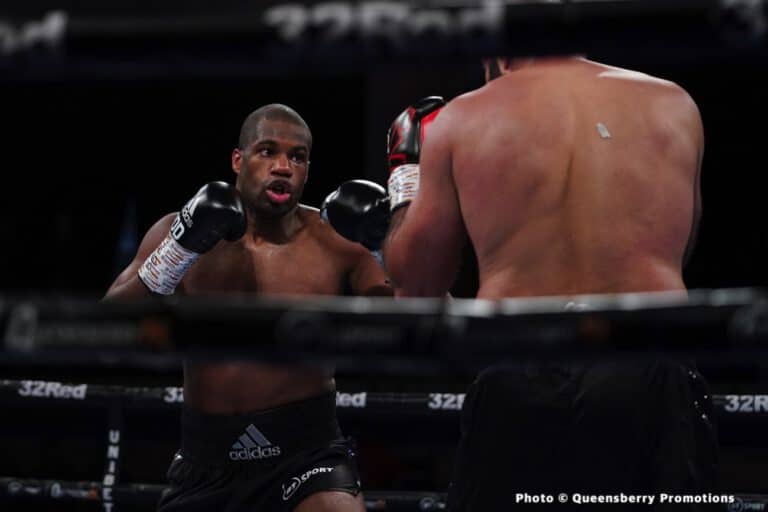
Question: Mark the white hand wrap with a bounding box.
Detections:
[138,234,200,295]
[387,163,420,211]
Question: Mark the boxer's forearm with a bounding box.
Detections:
[382,208,408,288]
[384,207,455,297]
[104,276,154,301]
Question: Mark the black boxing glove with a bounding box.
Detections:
[320,180,389,253]
[172,181,246,253]
[139,182,246,295]
[387,96,446,211]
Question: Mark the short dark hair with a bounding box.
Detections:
[238,104,312,151]
[483,58,503,82]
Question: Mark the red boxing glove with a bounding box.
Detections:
[386,96,445,211]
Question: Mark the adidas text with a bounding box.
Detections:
[229,445,281,461]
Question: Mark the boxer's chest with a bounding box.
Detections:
[181,234,349,296]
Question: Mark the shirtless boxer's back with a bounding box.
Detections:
[106,104,389,512]
[444,57,702,299]
[376,58,715,510]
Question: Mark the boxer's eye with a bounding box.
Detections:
[290,155,306,164]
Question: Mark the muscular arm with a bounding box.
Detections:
[104,213,177,300]
[383,106,467,297]
[349,250,393,297]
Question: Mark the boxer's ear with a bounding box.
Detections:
[482,58,496,82]
[497,57,513,74]
[483,58,505,82]
[232,148,242,175]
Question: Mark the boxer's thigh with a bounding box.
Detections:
[293,490,365,512]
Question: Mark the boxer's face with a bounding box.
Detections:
[232,119,310,216]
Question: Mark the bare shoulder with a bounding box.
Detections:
[435,88,490,134]
[298,203,324,228]
[448,73,534,114]
[595,62,699,116]
[641,72,701,121]
[597,62,692,96]
[448,85,495,112]
[299,204,369,258]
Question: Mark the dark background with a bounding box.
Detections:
[2,58,768,294]
[1,27,767,294]
[1,1,768,505]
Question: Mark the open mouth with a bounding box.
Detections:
[265,180,292,204]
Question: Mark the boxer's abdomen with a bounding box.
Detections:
[183,361,334,413]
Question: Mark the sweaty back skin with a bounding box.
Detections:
[380,57,712,512]
[446,58,702,299]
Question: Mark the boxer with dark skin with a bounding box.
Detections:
[384,58,713,510]
[106,104,389,512]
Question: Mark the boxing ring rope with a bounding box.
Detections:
[2,289,768,510]
[0,379,766,511]
[2,288,768,370]
[1,379,768,419]
[2,0,767,79]
[2,0,767,508]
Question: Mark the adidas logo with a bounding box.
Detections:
[228,424,282,461]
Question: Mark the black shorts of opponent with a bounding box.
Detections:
[157,392,360,512]
[448,359,718,511]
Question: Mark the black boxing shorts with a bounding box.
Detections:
[447,359,718,511]
[157,392,361,512]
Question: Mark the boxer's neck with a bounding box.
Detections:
[508,55,586,72]
[246,206,304,243]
